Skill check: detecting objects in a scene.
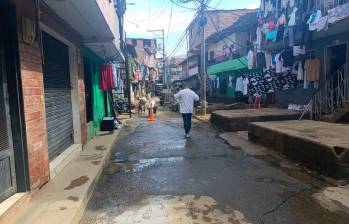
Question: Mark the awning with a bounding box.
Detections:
[207,56,248,75]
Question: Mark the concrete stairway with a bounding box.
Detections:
[310,63,349,122]
[322,100,349,122]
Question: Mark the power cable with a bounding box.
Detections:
[206,13,248,66]
[166,2,174,45]
[169,0,198,10]
[147,0,152,28]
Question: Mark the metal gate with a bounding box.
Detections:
[0,46,17,202]
[42,32,74,161]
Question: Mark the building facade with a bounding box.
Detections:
[256,0,349,109]
[0,0,125,219]
[126,38,159,97]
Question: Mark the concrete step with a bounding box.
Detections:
[248,120,349,179]
[211,108,302,132]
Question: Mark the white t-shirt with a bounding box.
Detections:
[242,78,249,96]
[174,88,199,114]
[247,50,254,70]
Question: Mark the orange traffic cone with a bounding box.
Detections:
[148,108,156,121]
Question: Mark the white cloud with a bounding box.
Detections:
[246,0,260,9]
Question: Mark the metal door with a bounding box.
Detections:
[0,46,17,203]
[42,32,74,160]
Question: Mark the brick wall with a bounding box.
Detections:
[15,0,49,191]
[14,0,88,191]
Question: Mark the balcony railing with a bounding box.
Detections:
[314,0,349,15]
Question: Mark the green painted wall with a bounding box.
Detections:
[84,48,112,142]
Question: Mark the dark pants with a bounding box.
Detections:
[181,113,192,134]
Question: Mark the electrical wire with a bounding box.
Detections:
[169,0,198,10]
[166,2,174,45]
[206,13,248,65]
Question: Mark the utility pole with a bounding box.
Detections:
[199,0,207,115]
[175,0,207,114]
[123,34,132,118]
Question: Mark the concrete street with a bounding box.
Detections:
[80,112,349,224]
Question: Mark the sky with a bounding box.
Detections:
[125,0,260,57]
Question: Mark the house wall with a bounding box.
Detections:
[189,11,240,50]
[96,0,119,43]
[275,30,349,107]
[83,48,112,141]
[13,0,89,191]
[15,0,49,191]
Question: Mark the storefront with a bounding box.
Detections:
[207,56,248,101]
[42,32,75,160]
[83,48,113,142]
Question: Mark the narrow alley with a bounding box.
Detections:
[80,112,349,224]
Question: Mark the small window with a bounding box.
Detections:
[143,39,151,48]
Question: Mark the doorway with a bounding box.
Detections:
[327,43,347,77]
[83,57,93,123]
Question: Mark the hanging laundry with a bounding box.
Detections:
[288,7,298,26]
[242,78,249,96]
[247,50,254,70]
[281,50,294,67]
[304,59,320,81]
[278,13,287,26]
[228,76,233,87]
[328,3,349,24]
[317,16,328,32]
[281,0,289,9]
[265,51,272,69]
[248,70,297,96]
[297,61,304,81]
[293,45,306,56]
[257,52,266,70]
[99,64,115,91]
[256,26,263,47]
[112,64,118,88]
[307,10,322,31]
[134,70,141,80]
[290,0,295,7]
[275,53,283,73]
[235,76,243,92]
[303,70,309,89]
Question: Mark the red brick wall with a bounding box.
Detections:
[15,0,49,191]
[14,0,88,191]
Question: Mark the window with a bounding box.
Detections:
[143,39,151,48]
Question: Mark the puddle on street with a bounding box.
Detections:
[106,157,185,174]
[111,195,252,224]
[64,176,89,190]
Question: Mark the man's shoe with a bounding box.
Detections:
[185,134,191,138]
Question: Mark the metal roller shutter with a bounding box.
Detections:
[42,32,74,161]
[0,46,16,202]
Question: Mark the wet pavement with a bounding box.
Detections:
[80,112,349,224]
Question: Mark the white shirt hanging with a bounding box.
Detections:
[247,50,254,70]
[235,77,243,92]
[242,78,249,96]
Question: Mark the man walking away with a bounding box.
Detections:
[174,84,199,138]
